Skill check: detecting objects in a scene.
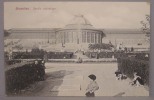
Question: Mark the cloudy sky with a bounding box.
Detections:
[4,2,150,29]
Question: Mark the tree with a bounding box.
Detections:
[13,44,23,51]
[4,30,11,37]
[140,14,150,41]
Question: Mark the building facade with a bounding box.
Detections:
[55,15,104,51]
[55,15,104,44]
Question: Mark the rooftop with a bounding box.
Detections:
[64,15,94,29]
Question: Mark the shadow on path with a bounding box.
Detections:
[113,92,125,96]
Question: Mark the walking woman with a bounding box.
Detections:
[85,74,99,97]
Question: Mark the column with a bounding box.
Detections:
[97,33,99,43]
[82,32,84,43]
[94,32,95,43]
[86,31,87,43]
[83,31,87,43]
[96,33,98,44]
[90,32,91,43]
[98,34,100,43]
[100,33,102,43]
[86,32,88,43]
[91,33,94,43]
[87,32,90,43]
[99,34,101,43]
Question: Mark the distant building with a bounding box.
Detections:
[102,29,149,51]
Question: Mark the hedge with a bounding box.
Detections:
[5,60,22,65]
[48,58,117,63]
[85,51,149,60]
[47,52,73,59]
[12,52,44,59]
[85,51,126,59]
[5,60,45,94]
[6,51,73,61]
[117,57,149,86]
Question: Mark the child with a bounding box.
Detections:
[85,74,99,97]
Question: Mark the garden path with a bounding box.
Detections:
[19,63,149,96]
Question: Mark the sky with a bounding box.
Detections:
[4,2,150,29]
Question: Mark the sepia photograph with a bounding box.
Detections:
[4,1,150,96]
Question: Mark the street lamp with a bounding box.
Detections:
[47,32,49,43]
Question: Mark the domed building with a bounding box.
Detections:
[5,15,148,52]
[55,15,105,51]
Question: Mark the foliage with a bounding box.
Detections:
[4,30,11,37]
[13,44,23,51]
[117,57,149,86]
[88,43,114,51]
[5,60,45,94]
[140,15,150,40]
[12,51,44,59]
[85,52,114,58]
[47,52,73,59]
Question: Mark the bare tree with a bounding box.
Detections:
[140,14,150,41]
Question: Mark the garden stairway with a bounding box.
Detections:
[73,51,89,59]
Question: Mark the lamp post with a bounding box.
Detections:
[47,32,49,43]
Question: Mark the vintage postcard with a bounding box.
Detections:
[4,1,150,96]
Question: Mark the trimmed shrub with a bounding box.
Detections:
[47,52,73,59]
[5,60,45,94]
[12,52,44,59]
[85,51,149,60]
[85,51,120,58]
[48,59,117,63]
[117,57,149,86]
[5,60,22,65]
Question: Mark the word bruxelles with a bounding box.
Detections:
[16,7,56,11]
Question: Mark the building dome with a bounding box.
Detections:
[64,15,94,29]
[55,14,104,51]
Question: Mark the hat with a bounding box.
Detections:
[88,74,96,80]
